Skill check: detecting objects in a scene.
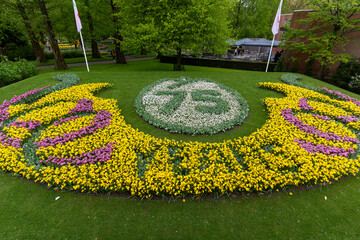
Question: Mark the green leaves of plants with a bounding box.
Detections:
[155,90,187,115]
[191,90,229,115]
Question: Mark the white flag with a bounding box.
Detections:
[72,0,82,32]
[271,0,283,35]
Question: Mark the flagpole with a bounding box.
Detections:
[79,30,89,72]
[265,35,275,72]
[72,0,89,72]
[266,0,283,72]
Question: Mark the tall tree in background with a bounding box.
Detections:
[16,1,47,62]
[230,0,279,39]
[284,0,310,12]
[123,0,231,71]
[110,0,126,64]
[36,0,67,70]
[283,0,360,79]
[84,0,101,58]
[0,0,47,62]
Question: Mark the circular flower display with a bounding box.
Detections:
[0,73,360,198]
[135,77,249,135]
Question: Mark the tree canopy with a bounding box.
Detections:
[121,0,232,70]
[283,0,360,78]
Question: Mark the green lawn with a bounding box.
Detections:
[37,54,113,66]
[1,59,360,239]
[37,52,157,67]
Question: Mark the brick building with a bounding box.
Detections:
[282,10,360,77]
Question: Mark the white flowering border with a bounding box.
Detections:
[135,77,249,135]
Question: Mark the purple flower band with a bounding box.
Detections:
[320,87,360,107]
[0,85,52,124]
[35,110,112,148]
[9,120,42,130]
[282,109,359,144]
[335,115,359,123]
[69,98,93,114]
[299,98,313,110]
[0,132,21,149]
[41,142,116,166]
[9,85,51,105]
[53,115,82,126]
[312,114,332,121]
[295,139,354,157]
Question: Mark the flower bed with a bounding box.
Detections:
[135,77,249,135]
[0,74,359,197]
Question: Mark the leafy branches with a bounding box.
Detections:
[283,0,360,78]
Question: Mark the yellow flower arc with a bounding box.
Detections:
[0,79,359,197]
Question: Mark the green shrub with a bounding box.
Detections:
[331,58,360,89]
[348,74,360,93]
[44,52,54,59]
[160,56,277,72]
[0,55,38,87]
[280,73,319,92]
[5,43,36,61]
[62,51,84,58]
[274,56,284,72]
[44,51,85,59]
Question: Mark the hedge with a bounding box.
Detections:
[160,56,276,72]
[0,56,38,87]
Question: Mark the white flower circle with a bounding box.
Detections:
[135,77,249,135]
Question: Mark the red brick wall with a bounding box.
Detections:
[283,10,360,76]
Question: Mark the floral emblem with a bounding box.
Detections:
[135,77,249,135]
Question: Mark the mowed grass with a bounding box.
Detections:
[0,59,360,239]
[36,54,113,66]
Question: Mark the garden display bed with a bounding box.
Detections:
[0,73,359,198]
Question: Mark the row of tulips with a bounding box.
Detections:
[0,74,359,197]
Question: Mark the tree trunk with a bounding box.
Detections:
[317,64,328,80]
[39,31,47,45]
[140,47,146,55]
[38,0,67,70]
[156,51,162,59]
[234,3,241,34]
[174,48,183,71]
[110,0,126,64]
[17,3,47,63]
[85,0,101,58]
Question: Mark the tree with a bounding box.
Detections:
[16,1,47,62]
[84,0,101,58]
[0,0,47,62]
[283,0,310,13]
[123,0,231,71]
[230,0,279,39]
[283,0,360,79]
[36,0,68,70]
[110,0,126,64]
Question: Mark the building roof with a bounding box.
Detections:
[231,38,281,47]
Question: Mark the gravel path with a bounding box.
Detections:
[37,56,156,70]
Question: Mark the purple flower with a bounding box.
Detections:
[9,120,42,130]
[41,142,116,166]
[295,139,354,157]
[299,98,313,110]
[69,99,93,114]
[0,132,21,149]
[335,115,359,123]
[321,87,360,107]
[0,85,52,124]
[9,85,51,105]
[35,110,112,148]
[312,114,332,121]
[282,109,358,144]
[53,115,82,126]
